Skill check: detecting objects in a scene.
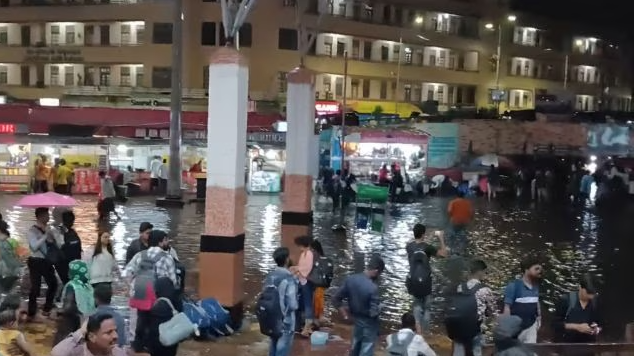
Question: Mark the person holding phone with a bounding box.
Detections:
[552,274,601,343]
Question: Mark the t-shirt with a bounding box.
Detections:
[56,165,73,185]
[405,240,438,263]
[0,329,22,356]
[504,278,540,330]
[448,198,473,225]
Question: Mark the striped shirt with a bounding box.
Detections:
[504,278,539,329]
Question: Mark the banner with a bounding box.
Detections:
[415,123,459,169]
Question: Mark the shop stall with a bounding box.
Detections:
[329,127,429,182]
[246,132,286,193]
[0,143,31,193]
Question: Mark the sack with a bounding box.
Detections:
[183,299,211,331]
[308,256,334,288]
[256,275,292,338]
[406,250,432,298]
[129,251,165,311]
[386,332,415,355]
[174,258,186,292]
[157,297,197,346]
[444,282,483,343]
[199,298,233,336]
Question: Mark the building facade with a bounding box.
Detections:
[0,0,631,114]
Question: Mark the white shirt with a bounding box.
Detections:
[85,248,118,284]
[158,163,168,179]
[149,159,161,178]
[386,329,437,356]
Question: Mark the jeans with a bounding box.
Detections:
[27,257,58,317]
[300,282,314,321]
[268,329,295,356]
[350,317,379,356]
[412,296,431,332]
[452,334,483,356]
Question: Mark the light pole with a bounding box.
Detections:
[485,14,516,113]
[394,17,427,117]
[157,0,184,207]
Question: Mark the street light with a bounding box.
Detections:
[394,21,428,116]
[486,15,517,113]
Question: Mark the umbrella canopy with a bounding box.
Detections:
[15,192,78,208]
[471,154,515,168]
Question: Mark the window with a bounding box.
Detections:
[201,22,216,46]
[51,25,60,45]
[64,25,75,44]
[50,66,60,85]
[64,66,74,86]
[352,40,360,59]
[335,77,343,97]
[277,71,287,94]
[363,41,371,60]
[322,76,332,95]
[136,24,145,44]
[381,46,389,61]
[0,28,7,44]
[203,66,209,89]
[0,66,7,84]
[202,0,217,2]
[121,25,131,45]
[323,38,332,56]
[99,66,110,86]
[135,66,144,87]
[405,51,412,64]
[120,66,131,86]
[219,23,252,47]
[152,23,173,44]
[404,84,412,102]
[351,79,359,98]
[278,28,297,50]
[393,45,400,63]
[152,66,171,88]
[282,0,296,6]
[357,80,368,99]
[380,81,387,99]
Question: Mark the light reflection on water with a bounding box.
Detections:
[1,194,631,340]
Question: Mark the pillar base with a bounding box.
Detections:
[155,197,185,208]
[223,301,244,330]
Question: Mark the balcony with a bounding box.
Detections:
[0,1,165,23]
[0,63,144,88]
[5,0,144,6]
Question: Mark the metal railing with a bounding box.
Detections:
[11,0,148,6]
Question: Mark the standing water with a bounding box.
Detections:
[1,194,633,341]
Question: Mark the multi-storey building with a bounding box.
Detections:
[0,0,631,115]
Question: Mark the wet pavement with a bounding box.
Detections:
[2,192,634,353]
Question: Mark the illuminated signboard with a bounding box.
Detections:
[0,124,16,134]
[315,101,340,115]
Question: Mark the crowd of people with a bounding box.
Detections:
[259,222,602,356]
[0,210,185,356]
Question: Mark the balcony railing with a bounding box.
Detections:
[63,86,208,99]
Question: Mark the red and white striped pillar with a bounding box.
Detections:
[199,46,248,324]
[281,67,316,255]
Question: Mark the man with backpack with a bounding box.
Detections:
[552,274,601,343]
[405,224,448,334]
[502,257,542,343]
[123,230,177,353]
[444,260,496,356]
[256,247,298,356]
[332,254,386,356]
[386,312,437,356]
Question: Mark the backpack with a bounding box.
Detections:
[256,274,293,338]
[308,255,334,288]
[129,250,166,311]
[199,298,234,337]
[406,250,432,298]
[444,282,484,343]
[386,332,415,356]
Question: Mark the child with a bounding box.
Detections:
[0,309,34,356]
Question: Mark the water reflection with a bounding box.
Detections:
[0,194,630,340]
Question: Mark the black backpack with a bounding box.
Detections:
[444,282,484,343]
[256,274,292,338]
[308,255,334,288]
[406,250,432,298]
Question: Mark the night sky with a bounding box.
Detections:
[511,0,632,32]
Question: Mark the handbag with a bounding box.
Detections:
[157,297,197,346]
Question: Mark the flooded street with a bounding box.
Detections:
[1,193,633,341]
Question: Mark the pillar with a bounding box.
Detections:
[199,46,248,324]
[281,67,316,254]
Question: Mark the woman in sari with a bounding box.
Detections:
[53,260,96,345]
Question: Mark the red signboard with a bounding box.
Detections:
[0,124,15,134]
[315,101,341,115]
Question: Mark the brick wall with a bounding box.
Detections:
[457,120,587,155]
